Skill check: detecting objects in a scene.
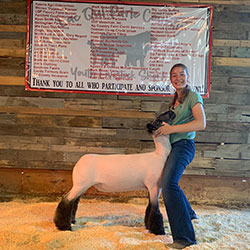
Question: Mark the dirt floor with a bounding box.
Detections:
[0,197,249,250]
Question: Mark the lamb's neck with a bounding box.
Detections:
[153,135,171,160]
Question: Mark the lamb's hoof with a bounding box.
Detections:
[54,214,72,231]
[55,222,72,231]
[150,227,165,235]
[59,226,72,231]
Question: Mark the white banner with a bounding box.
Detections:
[26,0,213,97]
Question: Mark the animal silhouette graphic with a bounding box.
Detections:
[88,31,154,68]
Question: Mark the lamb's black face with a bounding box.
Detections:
[146,110,176,134]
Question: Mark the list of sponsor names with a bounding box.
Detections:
[29,1,208,94]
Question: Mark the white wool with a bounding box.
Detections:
[67,135,171,203]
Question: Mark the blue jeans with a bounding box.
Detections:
[161,139,196,244]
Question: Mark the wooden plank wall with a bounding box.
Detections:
[0,0,249,204]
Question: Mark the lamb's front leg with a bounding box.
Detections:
[146,186,165,235]
[148,204,165,235]
[144,201,151,230]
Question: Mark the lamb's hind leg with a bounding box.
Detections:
[54,155,94,230]
[54,185,88,231]
[146,186,165,235]
[54,195,75,231]
[71,196,81,224]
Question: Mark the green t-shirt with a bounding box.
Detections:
[170,91,203,144]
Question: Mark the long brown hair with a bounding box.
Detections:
[168,63,191,109]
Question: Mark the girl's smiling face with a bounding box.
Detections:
[170,66,188,90]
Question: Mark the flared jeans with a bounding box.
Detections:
[161,139,196,244]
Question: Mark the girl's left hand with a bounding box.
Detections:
[154,122,173,136]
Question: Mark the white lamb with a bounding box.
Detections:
[54,110,176,235]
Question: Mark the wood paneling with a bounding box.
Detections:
[0,48,25,57]
[0,168,249,207]
[0,76,24,85]
[0,106,155,118]
[0,25,26,32]
[214,57,250,67]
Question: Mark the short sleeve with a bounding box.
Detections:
[190,91,203,109]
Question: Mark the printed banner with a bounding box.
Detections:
[25,0,213,97]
